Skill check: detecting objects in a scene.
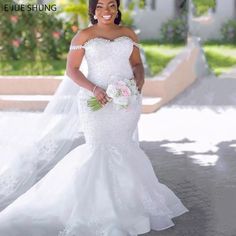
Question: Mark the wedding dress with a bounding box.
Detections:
[0,36,188,236]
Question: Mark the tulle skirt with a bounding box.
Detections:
[0,139,188,236]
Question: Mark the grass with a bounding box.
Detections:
[141,41,236,77]
[140,41,184,76]
[1,42,236,77]
[0,60,66,76]
[202,44,236,75]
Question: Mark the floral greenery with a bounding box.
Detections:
[192,0,216,16]
[0,3,37,60]
[0,0,82,61]
[159,17,188,43]
[120,1,135,27]
[220,20,236,44]
[59,0,88,26]
[138,0,145,9]
[0,0,137,62]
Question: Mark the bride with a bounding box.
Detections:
[0,0,189,235]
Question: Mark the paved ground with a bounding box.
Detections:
[219,67,236,80]
[138,106,236,236]
[0,105,236,236]
[140,140,236,236]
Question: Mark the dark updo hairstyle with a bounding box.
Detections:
[89,0,122,25]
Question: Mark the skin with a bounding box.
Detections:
[66,0,145,106]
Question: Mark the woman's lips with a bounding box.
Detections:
[102,15,112,20]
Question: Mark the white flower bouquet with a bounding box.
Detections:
[87,77,139,111]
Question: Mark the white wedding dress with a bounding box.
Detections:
[0,36,188,236]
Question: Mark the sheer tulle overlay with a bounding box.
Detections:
[0,36,188,236]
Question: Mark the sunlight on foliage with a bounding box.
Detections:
[192,0,216,16]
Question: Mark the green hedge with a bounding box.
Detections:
[0,0,137,61]
[221,20,236,44]
[0,1,79,61]
[159,17,188,43]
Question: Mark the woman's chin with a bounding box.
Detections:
[101,19,115,25]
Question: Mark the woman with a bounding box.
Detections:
[0,0,189,235]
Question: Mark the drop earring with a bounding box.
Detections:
[94,15,97,20]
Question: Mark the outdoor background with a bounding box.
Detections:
[0,1,236,236]
[0,0,236,77]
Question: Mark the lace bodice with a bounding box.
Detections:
[70,36,142,146]
[70,36,139,89]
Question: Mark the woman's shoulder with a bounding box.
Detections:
[119,26,139,43]
[70,26,95,46]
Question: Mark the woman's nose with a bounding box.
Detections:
[103,5,110,12]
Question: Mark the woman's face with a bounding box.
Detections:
[95,0,118,25]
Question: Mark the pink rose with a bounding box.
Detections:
[52,31,61,40]
[10,15,19,24]
[11,39,21,48]
[121,86,131,97]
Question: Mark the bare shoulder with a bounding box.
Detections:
[70,26,94,46]
[120,26,139,43]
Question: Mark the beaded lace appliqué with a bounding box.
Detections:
[69,45,84,50]
[69,36,140,51]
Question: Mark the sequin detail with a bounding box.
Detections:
[69,36,140,51]
[69,45,84,50]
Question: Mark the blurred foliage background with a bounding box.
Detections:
[0,0,235,76]
[192,0,216,16]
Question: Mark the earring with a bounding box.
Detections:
[94,15,97,20]
[116,12,119,18]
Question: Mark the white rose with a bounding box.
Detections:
[106,85,117,98]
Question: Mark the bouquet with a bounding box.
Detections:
[87,77,139,111]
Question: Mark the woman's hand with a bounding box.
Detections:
[93,86,111,106]
[135,77,144,93]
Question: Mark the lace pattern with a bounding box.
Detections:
[69,36,140,51]
[69,45,84,50]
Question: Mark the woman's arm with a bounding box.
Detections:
[66,30,109,106]
[131,61,145,94]
[66,30,95,92]
[125,28,145,93]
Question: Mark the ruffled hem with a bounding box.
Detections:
[126,203,189,236]
[0,142,189,236]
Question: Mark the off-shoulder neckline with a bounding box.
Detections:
[69,36,140,50]
[83,36,139,47]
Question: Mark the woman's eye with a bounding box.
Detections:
[109,4,115,7]
[96,5,102,8]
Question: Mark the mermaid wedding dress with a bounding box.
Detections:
[0,36,188,236]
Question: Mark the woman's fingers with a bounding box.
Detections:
[101,98,107,105]
[106,95,112,102]
[98,93,108,105]
[93,86,108,105]
[135,79,142,93]
[137,81,144,93]
[94,87,111,106]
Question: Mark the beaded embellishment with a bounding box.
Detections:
[69,45,84,50]
[69,36,140,51]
